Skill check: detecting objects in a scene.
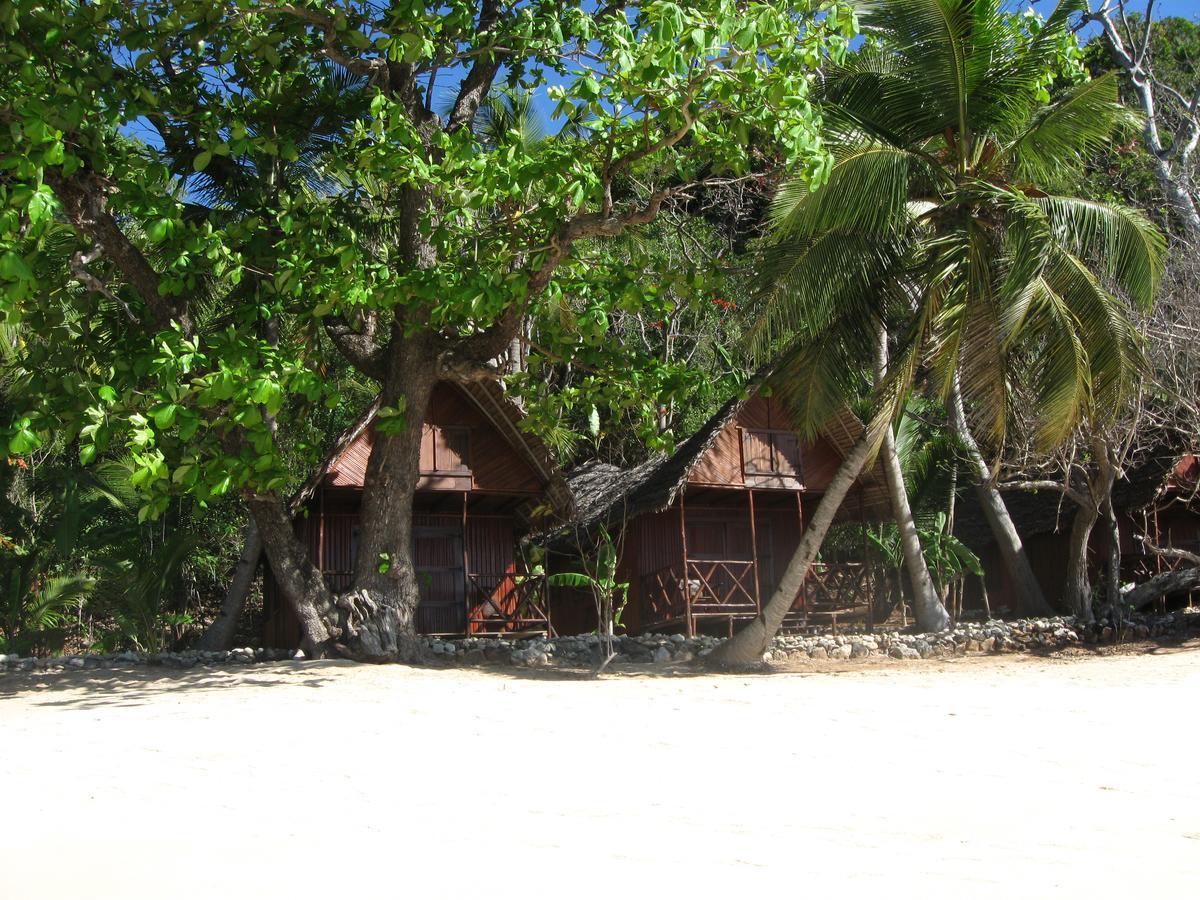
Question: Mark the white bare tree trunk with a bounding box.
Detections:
[1089,1,1200,245]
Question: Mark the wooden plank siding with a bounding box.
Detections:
[325,382,543,496]
[686,394,846,492]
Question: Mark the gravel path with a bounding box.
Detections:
[2,644,1198,898]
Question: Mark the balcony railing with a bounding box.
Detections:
[466,571,551,635]
[640,559,879,633]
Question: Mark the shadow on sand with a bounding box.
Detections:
[6,631,1197,709]
[0,661,344,710]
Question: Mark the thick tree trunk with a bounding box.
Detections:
[948,383,1054,616]
[707,434,875,667]
[1064,499,1099,622]
[195,519,262,651]
[875,327,949,632]
[340,336,439,661]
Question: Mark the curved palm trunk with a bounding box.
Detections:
[948,382,1053,617]
[708,434,875,667]
[875,327,949,632]
[195,519,262,651]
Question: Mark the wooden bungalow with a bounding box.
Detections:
[545,391,892,637]
[262,380,572,647]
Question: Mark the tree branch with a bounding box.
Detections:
[1137,536,1200,567]
[997,479,1091,507]
[46,171,189,333]
[324,317,386,380]
[276,4,387,83]
[446,1,506,131]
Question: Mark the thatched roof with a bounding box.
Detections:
[546,391,889,546]
[953,445,1193,550]
[294,381,573,519]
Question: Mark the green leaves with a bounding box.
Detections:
[0,251,34,282]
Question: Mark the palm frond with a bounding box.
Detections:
[770,143,924,238]
[1036,195,1166,310]
[1008,73,1136,183]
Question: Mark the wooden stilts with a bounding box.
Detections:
[679,491,692,637]
[748,488,761,615]
[796,491,807,627]
[317,488,326,583]
[461,491,470,636]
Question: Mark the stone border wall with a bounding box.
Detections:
[2,610,1196,674]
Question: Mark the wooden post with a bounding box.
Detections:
[317,487,326,581]
[795,491,807,628]
[748,488,762,615]
[679,491,692,637]
[859,486,873,633]
[461,491,470,636]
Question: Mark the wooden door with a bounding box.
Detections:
[413,526,466,634]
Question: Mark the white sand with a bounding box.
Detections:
[2,646,1198,899]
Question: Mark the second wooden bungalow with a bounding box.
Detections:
[545,390,892,637]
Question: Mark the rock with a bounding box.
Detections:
[652,646,671,664]
[850,642,872,659]
[830,644,852,660]
[809,647,828,660]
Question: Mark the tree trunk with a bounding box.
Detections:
[875,327,949,632]
[948,382,1054,616]
[1150,151,1200,247]
[247,338,439,662]
[1093,436,1122,619]
[1063,498,1099,622]
[195,518,262,651]
[1126,566,1200,609]
[707,434,875,667]
[248,493,339,660]
[339,337,439,661]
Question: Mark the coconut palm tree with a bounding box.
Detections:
[711,0,1164,665]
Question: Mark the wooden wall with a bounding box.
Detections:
[687,394,846,492]
[263,494,523,647]
[325,382,542,495]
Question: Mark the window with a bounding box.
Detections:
[421,424,471,473]
[741,429,802,482]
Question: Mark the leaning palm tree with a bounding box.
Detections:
[711,0,1164,665]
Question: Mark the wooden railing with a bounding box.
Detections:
[686,559,759,617]
[641,564,687,625]
[466,571,552,635]
[784,561,875,632]
[640,559,760,629]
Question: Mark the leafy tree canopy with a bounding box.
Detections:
[0,0,856,525]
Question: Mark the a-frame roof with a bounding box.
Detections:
[295,380,573,519]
